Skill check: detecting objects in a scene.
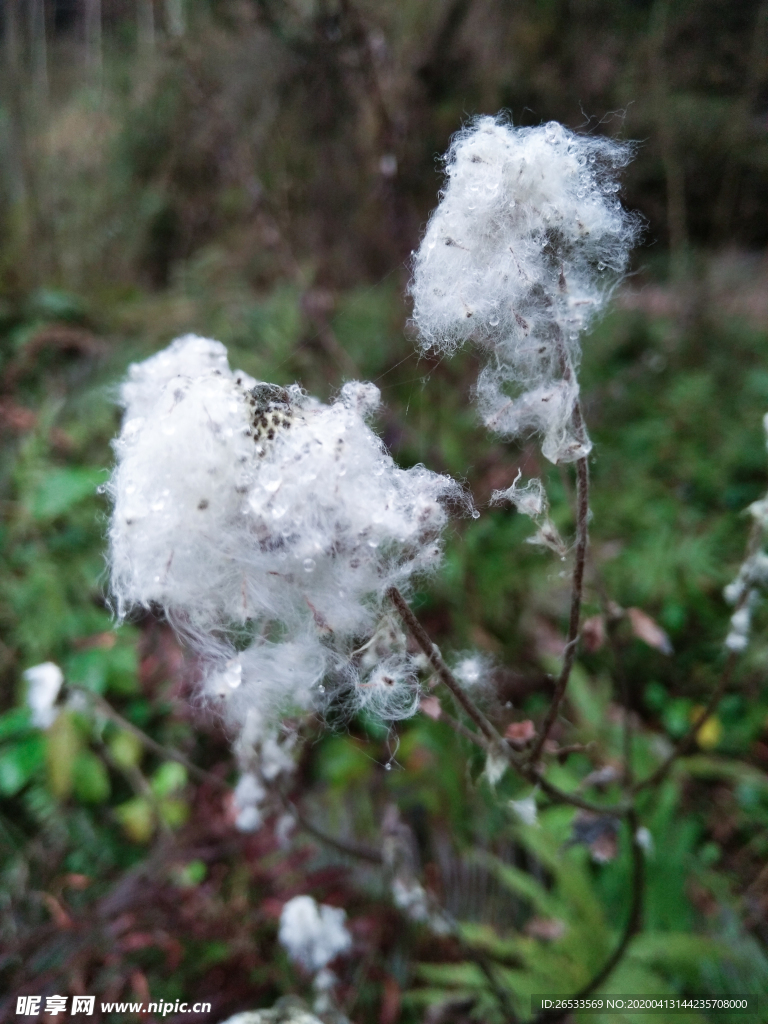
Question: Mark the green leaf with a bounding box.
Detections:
[115,797,154,843]
[103,642,140,695]
[65,650,110,695]
[197,940,230,968]
[663,697,694,739]
[415,962,487,989]
[159,797,189,829]
[108,729,143,769]
[566,664,611,732]
[315,736,372,787]
[72,750,111,803]
[171,860,207,887]
[46,711,81,798]
[30,467,106,520]
[28,288,87,321]
[65,640,138,696]
[0,736,45,796]
[150,760,187,797]
[484,857,562,919]
[0,707,33,742]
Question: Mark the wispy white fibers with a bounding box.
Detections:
[410,115,640,463]
[491,471,567,556]
[108,335,465,733]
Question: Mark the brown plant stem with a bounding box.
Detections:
[530,808,644,1024]
[573,808,644,996]
[285,798,384,864]
[531,771,627,817]
[632,650,737,794]
[438,706,494,749]
[527,449,589,766]
[387,585,500,743]
[71,687,227,790]
[405,633,627,816]
[472,948,521,1024]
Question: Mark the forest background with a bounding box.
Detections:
[3,1,768,1022]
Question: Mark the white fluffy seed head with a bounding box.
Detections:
[108,335,465,729]
[453,653,488,689]
[354,653,421,720]
[278,895,352,972]
[409,115,640,462]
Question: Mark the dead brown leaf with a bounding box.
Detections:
[582,614,606,652]
[524,916,567,941]
[505,719,536,747]
[627,607,673,654]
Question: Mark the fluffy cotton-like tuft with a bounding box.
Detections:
[278,895,352,972]
[108,335,464,731]
[410,115,639,462]
[492,472,566,556]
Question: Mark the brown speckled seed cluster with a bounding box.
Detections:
[238,381,296,457]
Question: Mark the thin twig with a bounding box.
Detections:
[429,682,626,815]
[572,808,644,996]
[277,790,383,864]
[527,450,589,765]
[71,686,228,790]
[530,808,644,1024]
[395,588,629,819]
[387,586,500,744]
[632,650,737,794]
[530,770,628,817]
[551,741,596,760]
[526,321,591,766]
[469,946,520,1024]
[438,706,498,750]
[398,604,627,816]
